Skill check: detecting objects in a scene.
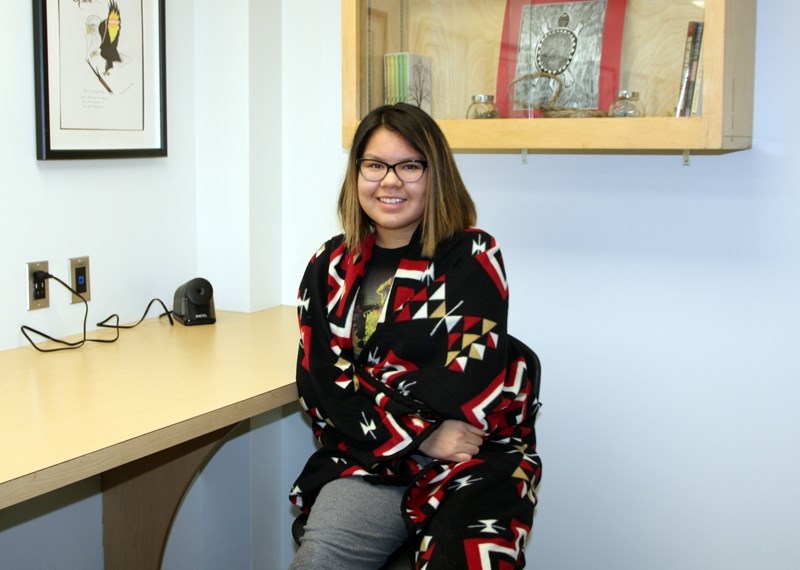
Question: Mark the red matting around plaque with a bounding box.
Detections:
[496,0,627,117]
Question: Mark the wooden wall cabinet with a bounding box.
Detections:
[341,0,756,152]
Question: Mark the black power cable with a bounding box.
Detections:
[20,271,173,353]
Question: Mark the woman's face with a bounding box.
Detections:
[357,127,428,249]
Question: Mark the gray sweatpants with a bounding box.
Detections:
[289,477,408,569]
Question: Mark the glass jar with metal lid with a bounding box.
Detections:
[466,94,500,119]
[608,91,645,117]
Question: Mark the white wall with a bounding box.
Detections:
[279,0,345,298]
[194,0,283,312]
[0,0,200,563]
[2,0,799,569]
[1,0,294,568]
[0,0,199,353]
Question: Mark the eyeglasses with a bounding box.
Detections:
[356,158,428,183]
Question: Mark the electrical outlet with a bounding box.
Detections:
[69,256,91,304]
[27,260,50,310]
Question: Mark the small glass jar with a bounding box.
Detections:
[608,91,645,118]
[466,94,499,119]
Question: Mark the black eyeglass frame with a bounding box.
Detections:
[356,158,429,183]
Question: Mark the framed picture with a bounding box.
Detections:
[496,0,627,117]
[33,0,167,159]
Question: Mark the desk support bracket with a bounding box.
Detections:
[102,424,239,570]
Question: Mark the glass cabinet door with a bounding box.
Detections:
[342,0,755,152]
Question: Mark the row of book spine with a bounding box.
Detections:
[676,20,704,117]
[383,52,431,113]
[384,52,409,106]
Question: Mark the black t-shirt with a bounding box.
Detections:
[352,244,410,359]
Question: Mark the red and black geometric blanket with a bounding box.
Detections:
[290,228,542,568]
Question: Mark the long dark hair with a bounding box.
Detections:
[337,103,476,257]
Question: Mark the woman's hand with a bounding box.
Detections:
[419,419,486,463]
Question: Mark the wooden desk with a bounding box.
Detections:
[0,306,298,568]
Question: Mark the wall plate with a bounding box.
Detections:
[69,256,91,304]
[27,260,49,310]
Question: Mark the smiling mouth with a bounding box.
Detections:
[378,197,406,204]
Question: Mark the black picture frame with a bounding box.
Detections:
[33,0,167,160]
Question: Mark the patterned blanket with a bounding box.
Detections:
[290,228,542,568]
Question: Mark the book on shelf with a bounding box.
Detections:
[384,52,432,114]
[689,48,704,116]
[676,21,704,117]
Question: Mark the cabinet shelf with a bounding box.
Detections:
[341,0,756,153]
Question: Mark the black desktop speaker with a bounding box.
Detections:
[173,277,216,325]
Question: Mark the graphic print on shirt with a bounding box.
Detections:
[351,245,405,359]
[352,273,394,358]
